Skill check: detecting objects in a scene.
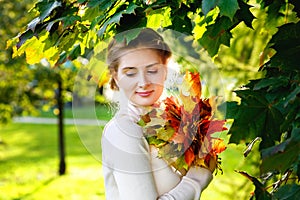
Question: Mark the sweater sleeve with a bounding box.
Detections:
[158,168,213,200]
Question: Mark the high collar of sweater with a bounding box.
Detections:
[119,101,147,123]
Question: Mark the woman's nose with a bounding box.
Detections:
[137,73,150,88]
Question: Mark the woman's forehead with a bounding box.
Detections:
[118,48,163,68]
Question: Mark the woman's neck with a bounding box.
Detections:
[118,100,146,123]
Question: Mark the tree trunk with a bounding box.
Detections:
[57,73,66,175]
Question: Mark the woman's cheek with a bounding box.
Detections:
[118,78,136,97]
[152,76,166,87]
[117,75,133,89]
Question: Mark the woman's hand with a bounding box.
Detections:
[182,155,216,191]
[185,166,213,190]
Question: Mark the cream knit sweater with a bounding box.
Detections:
[101,100,213,200]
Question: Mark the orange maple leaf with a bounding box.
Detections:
[184,147,195,166]
[212,138,226,155]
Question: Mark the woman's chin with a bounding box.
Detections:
[131,96,157,107]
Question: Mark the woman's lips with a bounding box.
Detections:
[136,90,154,97]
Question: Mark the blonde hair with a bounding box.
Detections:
[107,28,172,90]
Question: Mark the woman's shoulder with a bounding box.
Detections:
[102,115,149,156]
[102,117,120,141]
[102,115,144,142]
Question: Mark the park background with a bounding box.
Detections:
[1,0,299,199]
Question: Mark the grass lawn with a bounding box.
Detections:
[38,104,114,121]
[0,123,105,200]
[0,122,257,199]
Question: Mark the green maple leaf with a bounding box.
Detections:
[269,22,300,70]
[16,30,35,49]
[273,184,300,200]
[228,90,284,149]
[137,118,147,127]
[199,16,233,56]
[146,136,166,147]
[173,155,189,171]
[253,77,289,92]
[35,0,62,21]
[62,15,81,28]
[202,0,218,15]
[260,128,300,174]
[87,0,115,9]
[68,44,81,60]
[217,0,239,20]
[115,28,143,44]
[97,3,138,38]
[116,7,147,33]
[157,125,175,141]
[28,17,41,32]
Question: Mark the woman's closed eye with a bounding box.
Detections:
[147,69,158,74]
[123,68,137,77]
[147,65,161,74]
[125,71,137,77]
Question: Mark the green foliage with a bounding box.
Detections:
[7,0,258,67]
[226,20,300,199]
[7,0,300,199]
[199,16,233,56]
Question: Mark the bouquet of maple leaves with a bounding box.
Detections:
[138,71,227,174]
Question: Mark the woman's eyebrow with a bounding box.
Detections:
[122,62,160,70]
[145,62,160,68]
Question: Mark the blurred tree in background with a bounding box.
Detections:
[0,0,78,174]
[3,0,300,198]
[0,0,35,123]
[0,0,77,123]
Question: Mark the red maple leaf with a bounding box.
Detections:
[163,97,181,130]
[200,119,227,136]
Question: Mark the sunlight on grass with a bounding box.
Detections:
[28,165,105,200]
[0,123,257,199]
[202,144,255,199]
[201,131,256,199]
[0,123,105,200]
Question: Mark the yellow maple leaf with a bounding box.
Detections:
[180,71,202,112]
[181,71,202,98]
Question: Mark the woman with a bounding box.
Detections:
[101,28,215,200]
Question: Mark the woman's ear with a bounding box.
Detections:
[109,70,120,90]
[112,72,119,88]
[114,78,119,87]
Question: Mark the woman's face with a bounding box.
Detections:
[115,48,167,107]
